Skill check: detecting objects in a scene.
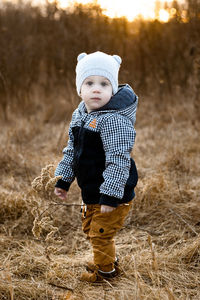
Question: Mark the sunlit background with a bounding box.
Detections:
[8,0,185,22]
[0,1,200,298]
[55,0,173,22]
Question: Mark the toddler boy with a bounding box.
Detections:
[54,51,138,282]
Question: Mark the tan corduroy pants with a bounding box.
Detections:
[82,202,132,272]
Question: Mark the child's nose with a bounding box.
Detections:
[93,86,101,93]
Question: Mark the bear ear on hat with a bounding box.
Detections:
[77,53,87,62]
[113,55,122,65]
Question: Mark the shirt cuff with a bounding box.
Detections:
[55,179,71,191]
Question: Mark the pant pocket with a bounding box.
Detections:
[89,204,132,239]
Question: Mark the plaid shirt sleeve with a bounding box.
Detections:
[99,114,136,204]
[54,124,75,187]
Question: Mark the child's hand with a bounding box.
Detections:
[54,187,68,201]
[101,205,116,213]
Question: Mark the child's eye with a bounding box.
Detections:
[101,81,109,87]
[86,81,93,86]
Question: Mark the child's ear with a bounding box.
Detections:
[77,53,87,62]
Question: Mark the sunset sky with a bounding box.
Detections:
[7,0,182,22]
[65,0,173,21]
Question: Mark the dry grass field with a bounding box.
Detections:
[0,89,200,299]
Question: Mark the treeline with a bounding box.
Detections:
[0,0,200,119]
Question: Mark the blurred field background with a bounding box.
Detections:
[0,0,200,299]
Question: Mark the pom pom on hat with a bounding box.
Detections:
[77,52,87,62]
[76,51,122,95]
[113,55,122,65]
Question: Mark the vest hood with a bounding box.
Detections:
[100,84,138,125]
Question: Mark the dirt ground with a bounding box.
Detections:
[0,92,200,299]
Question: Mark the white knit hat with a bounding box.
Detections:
[75,51,122,95]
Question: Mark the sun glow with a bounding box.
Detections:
[21,0,174,22]
[67,0,172,22]
[159,9,170,22]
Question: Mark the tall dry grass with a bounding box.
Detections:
[0,81,200,299]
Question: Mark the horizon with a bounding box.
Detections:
[3,0,186,22]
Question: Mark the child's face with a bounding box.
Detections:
[80,75,113,113]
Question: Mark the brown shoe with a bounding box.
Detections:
[80,271,103,283]
[85,261,98,272]
[86,257,120,273]
[80,268,119,283]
